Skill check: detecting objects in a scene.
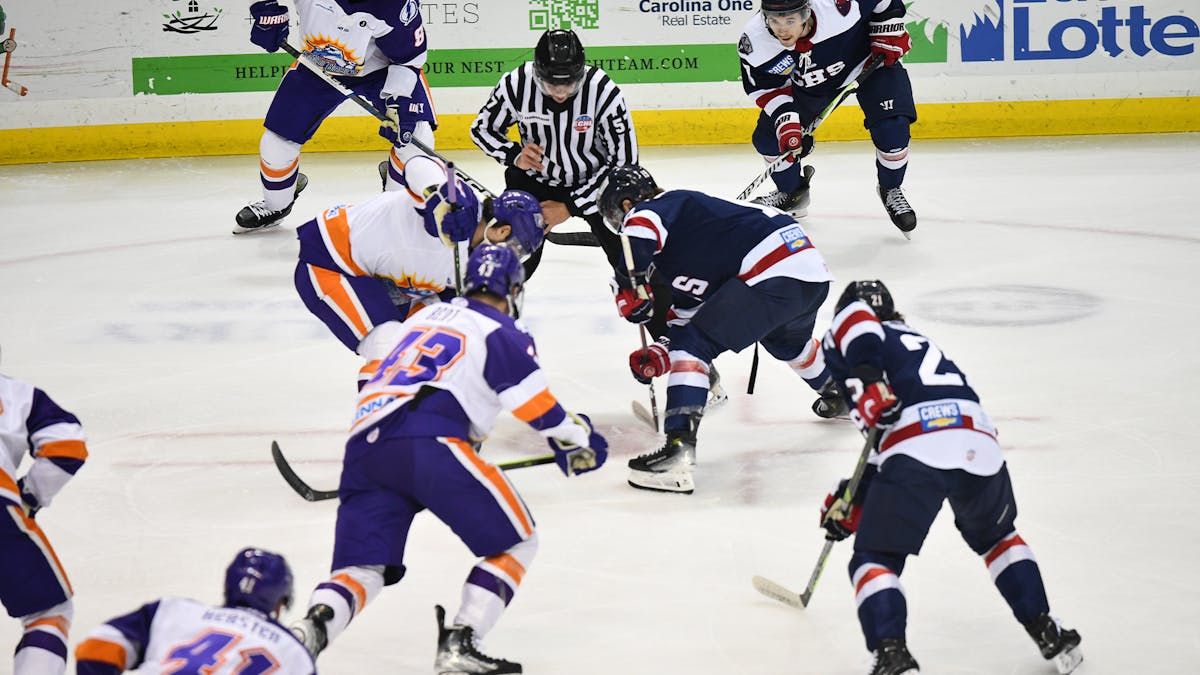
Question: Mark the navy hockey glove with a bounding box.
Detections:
[548,414,608,477]
[16,478,40,519]
[629,337,670,384]
[249,1,290,53]
[611,273,654,324]
[422,180,479,244]
[869,16,912,66]
[380,98,419,149]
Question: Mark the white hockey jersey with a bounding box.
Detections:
[296,0,426,98]
[75,597,316,674]
[0,373,87,509]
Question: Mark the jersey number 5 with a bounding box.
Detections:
[375,326,467,387]
[899,334,965,387]
[164,630,279,674]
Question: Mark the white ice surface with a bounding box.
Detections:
[1,135,1198,674]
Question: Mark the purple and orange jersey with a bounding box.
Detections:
[0,373,87,512]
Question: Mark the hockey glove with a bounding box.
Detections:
[774,111,809,162]
[611,273,655,324]
[249,0,290,53]
[868,17,912,66]
[857,381,902,429]
[422,181,479,244]
[16,478,39,519]
[629,337,671,384]
[820,478,863,541]
[380,99,419,149]
[547,413,609,477]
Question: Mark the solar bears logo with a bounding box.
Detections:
[906,0,1199,63]
[161,0,222,34]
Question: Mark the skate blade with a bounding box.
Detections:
[1053,646,1083,674]
[705,387,729,414]
[231,220,284,235]
[628,468,694,494]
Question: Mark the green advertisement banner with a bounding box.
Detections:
[132,44,741,95]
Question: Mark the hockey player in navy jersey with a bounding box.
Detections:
[235,0,437,233]
[289,244,607,674]
[738,0,918,233]
[818,281,1082,675]
[75,548,316,674]
[600,164,845,494]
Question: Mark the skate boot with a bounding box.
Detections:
[378,160,389,191]
[289,603,332,658]
[1024,614,1083,674]
[811,378,849,419]
[752,165,815,217]
[706,364,728,412]
[628,426,697,494]
[878,184,917,237]
[434,605,522,674]
[868,638,919,675]
[233,173,309,234]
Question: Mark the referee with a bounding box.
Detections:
[470,29,671,338]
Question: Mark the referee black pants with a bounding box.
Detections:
[503,167,671,339]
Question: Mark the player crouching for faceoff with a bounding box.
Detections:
[600,164,846,495]
[75,548,315,674]
[289,244,607,674]
[293,155,545,372]
[817,281,1082,675]
[0,372,87,675]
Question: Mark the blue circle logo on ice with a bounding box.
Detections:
[914,285,1101,327]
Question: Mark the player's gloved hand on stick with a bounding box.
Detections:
[423,180,478,244]
[611,272,655,324]
[629,337,670,384]
[16,478,39,519]
[773,111,813,162]
[380,98,419,149]
[857,381,901,429]
[249,0,290,53]
[547,413,608,477]
[820,479,862,542]
[868,17,912,66]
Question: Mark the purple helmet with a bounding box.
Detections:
[491,189,545,260]
[224,547,293,616]
[463,244,526,318]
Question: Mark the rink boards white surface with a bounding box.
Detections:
[1,136,1197,674]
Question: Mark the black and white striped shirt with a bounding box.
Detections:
[470,63,638,216]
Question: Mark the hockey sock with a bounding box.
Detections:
[982,532,1051,624]
[664,348,710,433]
[307,565,384,645]
[455,533,539,641]
[869,117,910,190]
[850,552,908,652]
[766,154,804,194]
[15,600,71,675]
[786,337,829,390]
[385,122,436,193]
[259,130,302,211]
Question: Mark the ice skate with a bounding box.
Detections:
[706,364,728,412]
[812,378,849,419]
[233,173,309,234]
[751,165,815,217]
[289,603,332,658]
[378,160,389,191]
[1024,614,1083,674]
[434,605,522,674]
[868,638,919,675]
[878,184,917,238]
[627,430,696,494]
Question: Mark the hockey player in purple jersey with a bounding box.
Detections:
[289,244,607,674]
[75,547,316,674]
[0,372,87,675]
[235,0,436,233]
[738,0,918,233]
[817,281,1082,675]
[600,164,845,494]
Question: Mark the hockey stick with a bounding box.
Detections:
[2,29,27,97]
[545,230,601,247]
[618,234,660,432]
[444,161,465,291]
[280,43,496,199]
[736,54,884,201]
[752,426,880,608]
[271,441,557,502]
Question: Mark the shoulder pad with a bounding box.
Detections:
[739,13,791,68]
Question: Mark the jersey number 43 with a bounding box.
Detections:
[372,326,467,387]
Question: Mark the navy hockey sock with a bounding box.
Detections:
[869,117,910,190]
[850,552,908,651]
[983,532,1051,624]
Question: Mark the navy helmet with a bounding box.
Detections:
[464,244,526,318]
[762,0,812,17]
[224,547,293,617]
[491,189,545,260]
[599,165,659,231]
[836,280,897,321]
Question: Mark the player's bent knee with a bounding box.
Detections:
[867,116,910,150]
[848,551,906,578]
[21,598,74,630]
[504,531,539,569]
[260,129,302,166]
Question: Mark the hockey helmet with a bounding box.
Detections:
[836,280,897,321]
[464,244,526,318]
[599,165,659,232]
[490,189,545,261]
[224,547,294,617]
[534,29,586,86]
[761,0,811,17]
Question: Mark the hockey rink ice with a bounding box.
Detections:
[1,134,1197,674]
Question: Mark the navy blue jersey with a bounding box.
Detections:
[620,190,831,313]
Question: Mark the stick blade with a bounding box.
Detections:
[751,575,809,609]
[270,441,337,502]
[631,401,657,431]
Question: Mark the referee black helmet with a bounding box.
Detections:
[534,29,586,86]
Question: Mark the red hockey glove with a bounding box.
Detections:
[868,17,911,66]
[857,381,901,429]
[629,338,670,384]
[775,111,805,161]
[612,274,655,324]
[820,479,862,542]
